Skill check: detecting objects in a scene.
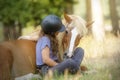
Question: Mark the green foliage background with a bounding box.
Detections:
[0,0,75,26]
[0,0,76,40]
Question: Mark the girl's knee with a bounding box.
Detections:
[65,59,75,65]
[75,47,84,56]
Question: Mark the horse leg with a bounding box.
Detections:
[0,45,13,80]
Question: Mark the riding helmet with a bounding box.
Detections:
[41,15,65,33]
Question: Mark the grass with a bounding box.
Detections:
[79,33,120,80]
[30,33,120,80]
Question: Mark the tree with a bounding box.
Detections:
[109,0,119,36]
[90,0,105,41]
[0,0,31,40]
[85,0,93,34]
[0,0,75,40]
[86,0,92,22]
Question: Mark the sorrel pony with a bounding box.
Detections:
[0,14,93,80]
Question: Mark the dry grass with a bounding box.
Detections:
[79,33,120,58]
[78,33,120,80]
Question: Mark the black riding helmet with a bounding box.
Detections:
[41,15,65,34]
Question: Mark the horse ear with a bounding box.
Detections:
[86,21,94,28]
[64,13,72,23]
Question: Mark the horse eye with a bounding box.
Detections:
[65,30,68,34]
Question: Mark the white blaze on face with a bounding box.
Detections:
[67,27,78,57]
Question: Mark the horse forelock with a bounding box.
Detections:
[68,15,88,37]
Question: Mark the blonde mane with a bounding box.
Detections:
[66,15,88,37]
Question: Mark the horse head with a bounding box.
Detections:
[60,13,93,58]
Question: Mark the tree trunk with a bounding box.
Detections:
[109,0,119,36]
[86,0,92,22]
[91,0,105,41]
[12,26,17,39]
[86,0,93,34]
[18,24,22,37]
[3,24,10,41]
[3,22,21,41]
[15,22,23,38]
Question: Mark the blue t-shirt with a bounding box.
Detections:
[36,36,58,65]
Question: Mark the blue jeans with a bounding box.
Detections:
[41,47,84,75]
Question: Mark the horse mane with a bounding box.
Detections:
[67,15,88,37]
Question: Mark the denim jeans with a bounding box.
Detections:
[41,47,84,75]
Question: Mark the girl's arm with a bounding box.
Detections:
[42,46,58,67]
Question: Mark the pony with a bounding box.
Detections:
[0,13,93,80]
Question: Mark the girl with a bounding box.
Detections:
[36,14,84,75]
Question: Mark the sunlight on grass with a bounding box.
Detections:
[78,33,120,80]
[79,33,120,58]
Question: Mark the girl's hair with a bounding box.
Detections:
[40,30,59,56]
